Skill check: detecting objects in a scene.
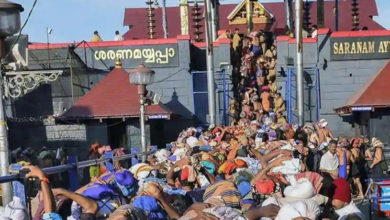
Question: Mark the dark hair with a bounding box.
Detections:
[294,130,308,146]
[329,140,338,146]
[312,25,318,29]
[115,30,120,34]
[94,31,98,35]
[171,195,193,215]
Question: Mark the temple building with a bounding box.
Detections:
[3,0,390,158]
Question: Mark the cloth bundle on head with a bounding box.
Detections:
[283,178,315,200]
[304,123,315,131]
[261,85,270,92]
[235,157,261,176]
[82,183,117,200]
[270,158,301,175]
[199,145,212,152]
[200,160,216,174]
[113,170,138,197]
[268,130,277,142]
[236,146,249,157]
[238,181,251,198]
[295,172,323,194]
[371,137,384,149]
[186,136,199,148]
[154,149,171,164]
[275,200,320,220]
[330,178,351,204]
[98,146,112,155]
[235,158,248,168]
[218,161,238,175]
[318,119,328,128]
[181,165,197,182]
[132,196,167,220]
[129,163,153,180]
[203,180,241,208]
[172,148,188,161]
[255,179,275,195]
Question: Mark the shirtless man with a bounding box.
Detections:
[316,119,334,144]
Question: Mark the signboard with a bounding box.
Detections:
[330,36,390,60]
[76,44,180,70]
[351,106,372,112]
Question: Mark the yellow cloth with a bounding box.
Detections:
[91,34,102,42]
[203,180,241,208]
[265,49,273,58]
[232,34,241,51]
[274,97,286,114]
[89,165,100,178]
[277,116,287,124]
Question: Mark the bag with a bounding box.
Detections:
[380,151,388,172]
[381,159,388,172]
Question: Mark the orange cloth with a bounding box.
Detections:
[227,147,239,160]
[234,159,248,168]
[218,161,237,175]
[255,179,275,195]
[261,91,270,112]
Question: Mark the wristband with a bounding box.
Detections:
[40,177,50,184]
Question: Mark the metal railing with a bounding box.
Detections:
[0,150,153,184]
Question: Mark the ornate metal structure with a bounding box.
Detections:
[351,0,359,31]
[146,0,156,39]
[4,70,63,98]
[180,0,189,35]
[192,1,202,42]
[303,0,311,31]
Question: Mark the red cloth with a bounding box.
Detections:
[255,179,275,195]
[331,178,351,203]
[181,166,189,181]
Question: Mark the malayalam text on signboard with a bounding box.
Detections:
[76,44,180,69]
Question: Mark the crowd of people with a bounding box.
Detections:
[0,29,387,220]
[1,120,386,220]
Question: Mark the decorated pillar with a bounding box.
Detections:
[146,0,156,39]
[180,0,189,35]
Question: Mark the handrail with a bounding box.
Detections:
[0,150,153,184]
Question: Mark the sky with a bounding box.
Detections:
[11,0,390,43]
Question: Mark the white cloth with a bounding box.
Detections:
[0,197,28,220]
[173,147,188,161]
[129,163,152,180]
[284,178,315,200]
[260,197,280,220]
[186,136,199,148]
[320,151,339,171]
[311,30,318,38]
[154,149,171,163]
[280,143,295,151]
[236,156,261,176]
[270,158,301,175]
[335,202,365,220]
[275,200,320,220]
[114,34,123,41]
